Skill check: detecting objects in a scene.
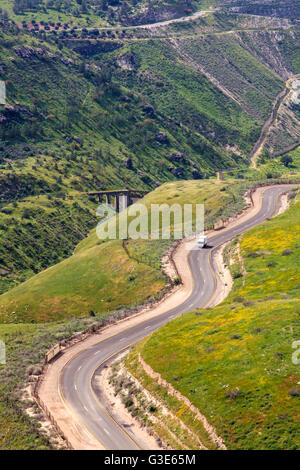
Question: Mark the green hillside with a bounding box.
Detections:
[0,179,250,322]
[1,0,199,28]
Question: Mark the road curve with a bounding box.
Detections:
[60,185,294,450]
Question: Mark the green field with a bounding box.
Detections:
[128,189,300,449]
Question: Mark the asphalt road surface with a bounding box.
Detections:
[60,185,294,450]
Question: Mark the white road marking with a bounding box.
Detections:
[84,405,89,412]
[104,428,110,435]
[144,326,151,329]
[74,384,78,391]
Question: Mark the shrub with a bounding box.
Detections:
[124,397,134,408]
[288,387,300,397]
[148,404,157,413]
[246,251,260,258]
[1,207,13,214]
[232,271,242,279]
[225,389,241,399]
[282,250,294,256]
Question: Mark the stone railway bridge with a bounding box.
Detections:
[87,189,148,212]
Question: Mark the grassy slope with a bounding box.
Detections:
[0,179,251,322]
[133,191,300,450]
[0,194,98,294]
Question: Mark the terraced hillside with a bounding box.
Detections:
[100,26,300,157]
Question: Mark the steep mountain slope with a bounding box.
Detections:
[0,22,237,288]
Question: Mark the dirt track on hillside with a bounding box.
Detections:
[33,185,291,449]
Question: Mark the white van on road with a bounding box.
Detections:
[197,235,208,249]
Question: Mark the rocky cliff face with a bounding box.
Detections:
[122,2,194,26]
[222,0,300,19]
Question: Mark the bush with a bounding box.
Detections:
[124,397,134,408]
[234,296,245,302]
[246,251,260,258]
[232,271,242,279]
[282,250,294,256]
[225,389,241,399]
[267,260,277,267]
[288,387,300,397]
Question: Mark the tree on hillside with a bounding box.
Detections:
[280,155,293,167]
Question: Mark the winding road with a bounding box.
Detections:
[250,75,300,169]
[59,185,294,450]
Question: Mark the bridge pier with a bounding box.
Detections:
[114,194,129,212]
[115,195,120,212]
[88,189,148,212]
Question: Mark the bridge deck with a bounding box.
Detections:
[87,189,148,196]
